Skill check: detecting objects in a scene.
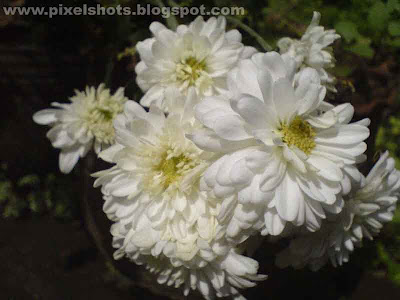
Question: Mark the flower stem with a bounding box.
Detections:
[225,16,273,52]
[151,0,178,30]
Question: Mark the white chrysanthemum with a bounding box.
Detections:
[33,84,128,173]
[276,151,400,271]
[189,52,370,241]
[112,220,266,300]
[135,16,256,111]
[275,209,355,271]
[277,11,340,92]
[93,89,266,299]
[351,151,400,239]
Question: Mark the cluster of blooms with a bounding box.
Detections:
[34,13,399,300]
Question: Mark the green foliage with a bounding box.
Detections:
[374,209,400,286]
[0,171,79,220]
[368,1,390,32]
[376,114,400,168]
[365,115,400,284]
[335,21,361,43]
[389,21,400,36]
[0,181,11,204]
[256,0,400,60]
[18,174,40,187]
[337,0,400,58]
[373,88,400,287]
[347,37,374,58]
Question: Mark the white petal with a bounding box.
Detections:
[98,143,124,163]
[307,155,343,182]
[230,93,269,129]
[213,114,251,141]
[33,109,59,125]
[59,146,82,173]
[315,124,370,145]
[264,210,286,235]
[275,172,302,222]
[272,78,297,121]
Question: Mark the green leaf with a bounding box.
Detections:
[0,181,11,203]
[387,0,400,13]
[28,193,41,213]
[394,206,400,218]
[368,1,390,32]
[3,204,19,218]
[377,242,391,264]
[335,21,360,43]
[18,174,39,187]
[388,38,400,47]
[389,21,400,37]
[3,197,25,218]
[333,64,355,77]
[348,38,375,58]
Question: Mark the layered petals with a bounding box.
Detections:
[93,92,266,300]
[136,16,256,111]
[33,84,128,173]
[189,52,369,240]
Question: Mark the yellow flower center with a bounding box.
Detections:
[155,153,192,188]
[94,107,114,121]
[142,147,202,195]
[86,99,125,144]
[175,56,207,86]
[280,116,316,155]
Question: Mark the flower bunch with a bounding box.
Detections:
[34,13,399,300]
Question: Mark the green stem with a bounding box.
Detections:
[226,16,273,52]
[151,0,178,30]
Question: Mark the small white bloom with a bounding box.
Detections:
[135,16,257,111]
[275,209,355,271]
[93,89,266,299]
[33,84,128,173]
[189,52,370,241]
[277,11,340,92]
[276,151,400,270]
[351,151,400,239]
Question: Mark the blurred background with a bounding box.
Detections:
[1,0,400,299]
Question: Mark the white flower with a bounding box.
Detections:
[135,16,256,111]
[93,89,266,299]
[189,52,370,241]
[276,151,400,271]
[350,151,400,239]
[112,220,266,300]
[33,84,128,173]
[277,11,340,92]
[275,208,355,271]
